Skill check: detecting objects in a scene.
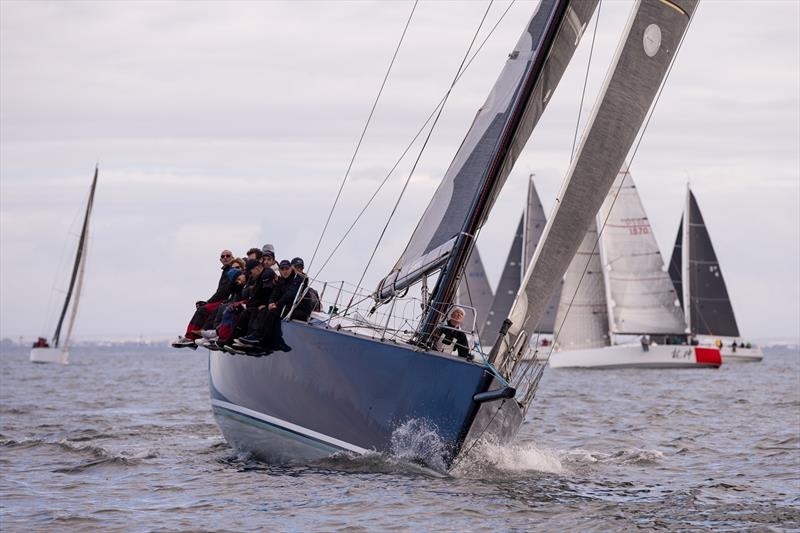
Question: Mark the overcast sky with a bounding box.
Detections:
[1,0,798,342]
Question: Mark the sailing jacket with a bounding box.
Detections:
[207,264,234,303]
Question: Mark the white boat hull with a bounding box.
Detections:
[29,347,68,364]
[720,346,763,363]
[548,344,721,369]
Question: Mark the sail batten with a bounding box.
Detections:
[497,0,698,374]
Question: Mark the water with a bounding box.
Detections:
[1,344,798,531]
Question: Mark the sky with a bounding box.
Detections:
[1,0,798,342]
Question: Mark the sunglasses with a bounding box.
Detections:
[220,254,232,258]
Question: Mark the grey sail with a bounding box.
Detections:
[684,187,740,337]
[553,220,610,350]
[374,0,600,302]
[496,0,699,375]
[597,170,686,335]
[456,247,493,334]
[524,177,560,334]
[481,215,524,347]
[482,176,557,344]
[668,215,684,308]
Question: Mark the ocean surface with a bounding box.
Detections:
[1,344,798,531]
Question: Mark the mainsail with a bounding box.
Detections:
[596,170,686,335]
[482,215,524,346]
[374,0,600,303]
[553,220,609,350]
[52,166,99,349]
[482,175,557,345]
[674,186,740,337]
[496,0,699,374]
[456,247,493,333]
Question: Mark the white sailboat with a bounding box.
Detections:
[30,166,98,364]
[668,184,763,362]
[548,170,721,369]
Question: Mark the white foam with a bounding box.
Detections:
[451,439,563,477]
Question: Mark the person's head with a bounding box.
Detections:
[448,306,465,327]
[247,247,263,261]
[219,249,233,267]
[262,244,275,256]
[231,258,246,270]
[278,260,293,278]
[234,272,247,285]
[245,259,262,278]
[261,250,276,268]
[291,257,304,273]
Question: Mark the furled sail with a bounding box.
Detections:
[553,221,610,350]
[374,0,600,302]
[52,166,99,348]
[497,0,699,375]
[597,170,686,335]
[681,187,740,337]
[456,247,493,333]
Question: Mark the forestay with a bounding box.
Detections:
[496,0,699,375]
[374,0,600,302]
[597,170,686,335]
[553,220,610,350]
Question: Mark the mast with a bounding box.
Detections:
[682,182,691,333]
[416,0,591,343]
[52,166,98,348]
[595,179,617,345]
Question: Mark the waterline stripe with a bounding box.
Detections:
[210,399,369,455]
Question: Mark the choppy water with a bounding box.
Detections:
[1,344,798,531]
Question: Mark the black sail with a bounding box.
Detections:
[481,215,524,346]
[668,215,684,309]
[686,190,739,337]
[52,166,98,347]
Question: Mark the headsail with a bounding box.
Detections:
[553,220,610,350]
[682,186,740,337]
[374,0,600,303]
[52,166,99,348]
[596,170,686,335]
[497,0,699,375]
[456,247,493,333]
[668,215,684,308]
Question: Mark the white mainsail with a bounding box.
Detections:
[496,0,699,375]
[553,220,610,350]
[597,170,687,336]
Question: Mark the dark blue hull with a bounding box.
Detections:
[209,321,523,469]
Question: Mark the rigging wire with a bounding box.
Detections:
[313,0,518,278]
[307,0,419,273]
[516,2,701,392]
[343,0,496,314]
[570,0,602,162]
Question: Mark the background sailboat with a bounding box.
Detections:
[669,184,763,362]
[30,166,98,364]
[481,175,560,349]
[548,169,721,368]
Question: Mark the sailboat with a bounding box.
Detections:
[668,184,763,362]
[30,166,99,365]
[482,175,560,350]
[207,0,698,470]
[548,169,722,369]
